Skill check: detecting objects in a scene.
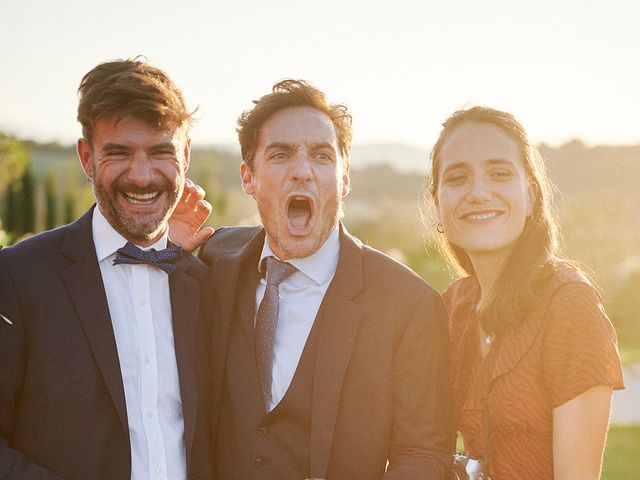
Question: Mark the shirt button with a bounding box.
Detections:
[254,457,265,468]
[257,426,268,437]
[144,356,151,364]
[147,411,153,418]
[155,466,161,474]
[138,296,145,305]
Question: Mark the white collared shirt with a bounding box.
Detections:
[92,207,186,480]
[256,226,340,411]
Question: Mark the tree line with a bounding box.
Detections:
[0,133,80,244]
[1,131,638,349]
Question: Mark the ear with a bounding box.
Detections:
[77,138,94,178]
[240,162,255,196]
[341,172,351,198]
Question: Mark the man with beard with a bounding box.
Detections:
[192,80,452,479]
[0,59,213,480]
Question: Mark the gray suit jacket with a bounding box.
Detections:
[200,224,452,479]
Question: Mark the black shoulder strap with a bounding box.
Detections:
[482,337,502,476]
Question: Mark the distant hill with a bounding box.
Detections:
[25,139,640,231]
[205,141,640,194]
[25,138,640,202]
[539,140,640,289]
[349,143,428,172]
[541,140,640,199]
[189,141,430,173]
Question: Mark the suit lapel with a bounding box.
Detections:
[169,257,200,467]
[209,229,265,422]
[59,208,129,435]
[309,225,365,477]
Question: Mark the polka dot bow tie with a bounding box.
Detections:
[113,241,183,274]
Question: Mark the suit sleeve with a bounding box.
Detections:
[0,255,65,480]
[197,237,215,267]
[384,289,453,480]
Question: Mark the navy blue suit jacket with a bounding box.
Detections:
[0,207,213,480]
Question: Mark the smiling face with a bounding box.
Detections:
[241,106,350,260]
[78,115,190,247]
[435,121,534,267]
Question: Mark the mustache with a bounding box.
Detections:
[112,177,173,194]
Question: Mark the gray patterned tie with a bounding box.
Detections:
[255,256,297,410]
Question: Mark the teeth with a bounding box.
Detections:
[467,212,498,221]
[124,192,159,204]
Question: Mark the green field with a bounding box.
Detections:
[602,424,640,480]
[455,424,639,478]
[620,345,640,366]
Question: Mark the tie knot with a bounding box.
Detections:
[113,241,183,274]
[265,256,296,286]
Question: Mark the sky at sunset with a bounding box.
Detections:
[1,0,638,150]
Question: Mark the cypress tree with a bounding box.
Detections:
[45,173,58,230]
[63,191,76,224]
[4,182,18,233]
[21,168,36,234]
[0,132,29,193]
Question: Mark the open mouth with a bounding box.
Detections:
[286,195,313,234]
[122,191,161,205]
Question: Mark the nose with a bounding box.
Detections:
[466,176,491,202]
[127,154,153,187]
[290,153,313,183]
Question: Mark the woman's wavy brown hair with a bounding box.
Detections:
[428,106,567,333]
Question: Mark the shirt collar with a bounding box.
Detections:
[92,205,169,262]
[258,225,340,286]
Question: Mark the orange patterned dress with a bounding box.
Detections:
[444,267,625,479]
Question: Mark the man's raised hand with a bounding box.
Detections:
[169,179,214,253]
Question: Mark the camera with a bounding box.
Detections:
[451,451,491,479]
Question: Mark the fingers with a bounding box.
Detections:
[193,199,212,226]
[193,183,205,201]
[195,226,215,244]
[196,199,212,216]
[184,179,206,202]
[173,225,214,254]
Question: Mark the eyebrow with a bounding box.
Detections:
[308,142,336,151]
[264,142,294,152]
[148,142,178,152]
[264,141,336,151]
[101,143,131,152]
[441,158,515,173]
[101,142,177,152]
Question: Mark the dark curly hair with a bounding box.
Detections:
[237,79,352,171]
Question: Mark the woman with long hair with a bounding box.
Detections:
[428,106,624,479]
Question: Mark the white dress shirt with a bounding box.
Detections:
[92,207,186,480]
[256,226,340,411]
